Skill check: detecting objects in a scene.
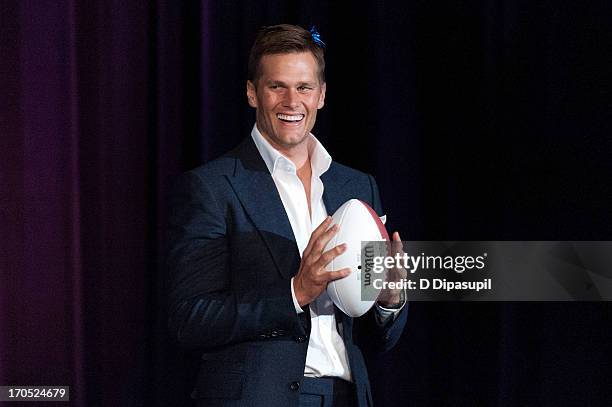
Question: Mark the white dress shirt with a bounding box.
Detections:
[251,124,402,382]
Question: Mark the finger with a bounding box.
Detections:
[313,215,333,236]
[326,267,351,282]
[302,216,333,259]
[391,231,403,253]
[306,223,339,265]
[315,243,347,269]
[312,223,340,255]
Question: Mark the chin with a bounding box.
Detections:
[276,131,309,147]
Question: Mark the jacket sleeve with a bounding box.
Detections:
[355,174,409,352]
[166,170,305,350]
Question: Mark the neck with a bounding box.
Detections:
[258,128,311,170]
[281,145,309,170]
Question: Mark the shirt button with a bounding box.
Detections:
[296,335,307,343]
[289,381,300,391]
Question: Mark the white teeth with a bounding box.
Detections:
[277,113,304,122]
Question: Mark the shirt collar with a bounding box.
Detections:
[250,123,332,176]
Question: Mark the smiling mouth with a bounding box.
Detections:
[277,113,304,123]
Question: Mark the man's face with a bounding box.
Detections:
[246,52,326,151]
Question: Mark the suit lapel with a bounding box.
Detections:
[226,138,299,279]
[321,166,355,215]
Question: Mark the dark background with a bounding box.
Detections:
[2,0,611,406]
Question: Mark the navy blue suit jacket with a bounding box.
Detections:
[167,137,408,407]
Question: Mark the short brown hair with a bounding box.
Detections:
[248,24,326,85]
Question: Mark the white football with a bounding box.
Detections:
[325,199,389,317]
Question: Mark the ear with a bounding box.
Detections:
[246,80,258,108]
[317,82,326,109]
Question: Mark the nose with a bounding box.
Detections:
[283,88,299,108]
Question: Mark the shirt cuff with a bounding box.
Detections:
[290,277,305,314]
[375,291,407,324]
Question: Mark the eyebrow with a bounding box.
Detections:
[265,80,317,87]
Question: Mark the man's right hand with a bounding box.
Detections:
[293,216,351,307]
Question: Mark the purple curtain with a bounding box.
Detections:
[1,1,185,404]
[2,1,87,404]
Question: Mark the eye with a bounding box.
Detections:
[298,86,313,92]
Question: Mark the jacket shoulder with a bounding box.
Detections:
[188,155,237,180]
[183,139,249,183]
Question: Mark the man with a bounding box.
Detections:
[167,24,407,407]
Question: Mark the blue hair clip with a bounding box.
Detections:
[309,26,326,48]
